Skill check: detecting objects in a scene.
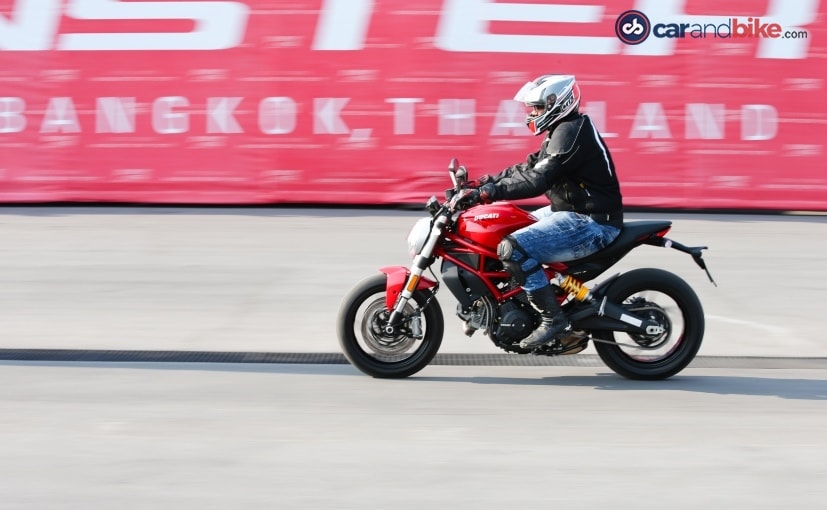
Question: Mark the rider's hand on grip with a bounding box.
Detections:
[452,183,495,210]
[477,182,495,203]
[450,188,476,211]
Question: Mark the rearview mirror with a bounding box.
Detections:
[448,158,459,189]
[455,166,467,186]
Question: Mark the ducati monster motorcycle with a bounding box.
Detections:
[337,159,716,380]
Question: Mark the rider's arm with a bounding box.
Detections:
[487,119,585,201]
[487,154,572,201]
[489,150,542,183]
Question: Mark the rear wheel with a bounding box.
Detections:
[337,274,444,378]
[592,268,704,380]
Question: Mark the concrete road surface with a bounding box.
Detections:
[1,207,825,509]
[1,207,825,356]
[0,362,824,510]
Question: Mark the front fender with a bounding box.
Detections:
[380,266,437,309]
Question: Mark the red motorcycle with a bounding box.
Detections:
[337,159,716,380]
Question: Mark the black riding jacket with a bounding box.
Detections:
[486,113,623,223]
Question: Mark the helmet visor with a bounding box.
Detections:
[514,81,543,105]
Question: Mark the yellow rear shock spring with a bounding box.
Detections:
[556,274,592,302]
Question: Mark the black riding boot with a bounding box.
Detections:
[519,285,571,349]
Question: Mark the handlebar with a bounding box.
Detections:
[427,158,478,217]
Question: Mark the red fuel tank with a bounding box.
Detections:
[455,202,537,250]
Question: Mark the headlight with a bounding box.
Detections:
[407,217,431,258]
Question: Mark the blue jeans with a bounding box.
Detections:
[508,207,620,292]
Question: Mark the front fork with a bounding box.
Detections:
[383,215,448,335]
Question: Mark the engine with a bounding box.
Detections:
[454,276,538,352]
[491,299,534,345]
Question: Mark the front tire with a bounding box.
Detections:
[337,274,444,378]
[592,268,704,380]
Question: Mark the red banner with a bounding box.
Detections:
[1,0,825,209]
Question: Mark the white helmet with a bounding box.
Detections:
[514,75,581,135]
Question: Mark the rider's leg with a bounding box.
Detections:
[500,212,620,348]
[497,236,569,349]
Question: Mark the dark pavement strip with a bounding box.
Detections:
[1,349,825,369]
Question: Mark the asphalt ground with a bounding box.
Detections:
[0,361,825,509]
[1,207,825,508]
[1,207,825,358]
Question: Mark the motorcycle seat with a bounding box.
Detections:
[560,220,672,265]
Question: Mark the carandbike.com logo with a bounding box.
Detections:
[615,10,809,45]
[615,10,651,45]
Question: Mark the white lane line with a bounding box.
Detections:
[707,315,788,336]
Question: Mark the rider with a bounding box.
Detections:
[466,74,624,350]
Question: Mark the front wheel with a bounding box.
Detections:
[592,268,704,380]
[337,274,444,378]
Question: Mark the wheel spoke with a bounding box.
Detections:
[591,268,704,380]
[338,274,445,378]
[616,291,685,362]
[354,295,422,363]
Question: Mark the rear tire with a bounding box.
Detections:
[592,268,704,380]
[337,274,444,378]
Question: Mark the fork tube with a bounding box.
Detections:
[385,215,447,332]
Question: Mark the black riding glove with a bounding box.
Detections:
[457,183,496,208]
